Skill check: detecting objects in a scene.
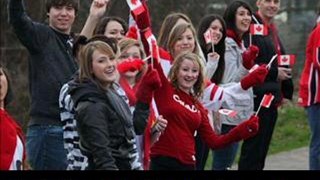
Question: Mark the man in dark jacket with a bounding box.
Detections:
[239,0,294,170]
[8,0,79,170]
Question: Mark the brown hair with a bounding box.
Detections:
[118,38,147,81]
[158,12,192,49]
[46,0,80,14]
[78,41,117,90]
[168,52,205,98]
[93,16,128,36]
[167,23,199,58]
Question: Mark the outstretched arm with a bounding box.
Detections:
[80,0,110,38]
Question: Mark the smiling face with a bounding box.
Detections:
[172,28,195,57]
[207,19,224,45]
[235,6,252,36]
[48,5,75,34]
[257,0,280,23]
[91,49,118,87]
[104,20,125,42]
[176,58,200,94]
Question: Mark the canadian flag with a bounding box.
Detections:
[126,0,145,16]
[250,24,268,36]
[278,55,296,66]
[203,29,212,44]
[261,93,274,108]
[218,109,238,118]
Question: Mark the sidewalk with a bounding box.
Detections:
[231,146,309,170]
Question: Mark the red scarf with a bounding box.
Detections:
[226,29,243,48]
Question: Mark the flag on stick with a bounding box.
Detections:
[278,55,296,66]
[250,24,268,36]
[261,93,274,108]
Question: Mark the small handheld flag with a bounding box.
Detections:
[278,55,296,66]
[218,109,238,118]
[250,24,268,36]
[255,93,274,115]
[126,0,145,16]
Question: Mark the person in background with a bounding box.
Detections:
[239,0,294,170]
[298,8,320,170]
[8,0,79,170]
[117,37,168,169]
[195,14,227,170]
[0,66,28,170]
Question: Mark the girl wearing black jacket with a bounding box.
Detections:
[69,40,161,170]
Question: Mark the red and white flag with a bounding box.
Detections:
[218,109,238,118]
[250,24,268,36]
[126,0,145,16]
[278,55,296,66]
[203,29,212,44]
[261,93,274,108]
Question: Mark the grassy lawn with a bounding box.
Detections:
[204,101,310,170]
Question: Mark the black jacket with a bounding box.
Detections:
[244,13,294,108]
[69,79,149,170]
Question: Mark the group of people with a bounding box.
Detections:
[1,0,319,171]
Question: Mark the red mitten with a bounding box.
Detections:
[242,45,259,69]
[240,64,268,90]
[126,26,138,40]
[131,1,151,31]
[136,65,162,104]
[230,115,259,140]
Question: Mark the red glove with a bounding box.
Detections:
[231,115,259,140]
[126,26,138,40]
[242,45,259,69]
[136,65,162,104]
[240,64,268,90]
[131,1,151,31]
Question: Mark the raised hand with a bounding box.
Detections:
[242,45,259,70]
[240,64,268,90]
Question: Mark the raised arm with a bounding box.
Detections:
[80,0,110,38]
[8,0,49,52]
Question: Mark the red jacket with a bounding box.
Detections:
[299,24,320,107]
[0,109,26,170]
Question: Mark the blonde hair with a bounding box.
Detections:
[167,23,200,58]
[78,40,117,89]
[168,52,205,98]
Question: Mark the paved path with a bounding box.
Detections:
[231,147,309,170]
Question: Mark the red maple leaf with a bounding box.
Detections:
[131,0,137,5]
[282,57,288,62]
[255,25,262,32]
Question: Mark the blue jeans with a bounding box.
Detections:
[212,124,239,170]
[26,125,67,170]
[307,104,320,170]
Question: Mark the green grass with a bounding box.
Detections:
[204,102,310,170]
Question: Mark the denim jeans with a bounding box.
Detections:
[307,104,320,170]
[26,125,67,170]
[212,124,239,170]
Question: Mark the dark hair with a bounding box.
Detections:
[93,16,128,35]
[46,0,80,14]
[224,0,252,32]
[72,35,118,58]
[0,65,13,107]
[197,14,226,84]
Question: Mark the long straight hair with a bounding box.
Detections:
[197,14,226,84]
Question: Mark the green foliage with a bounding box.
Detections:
[204,103,310,170]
